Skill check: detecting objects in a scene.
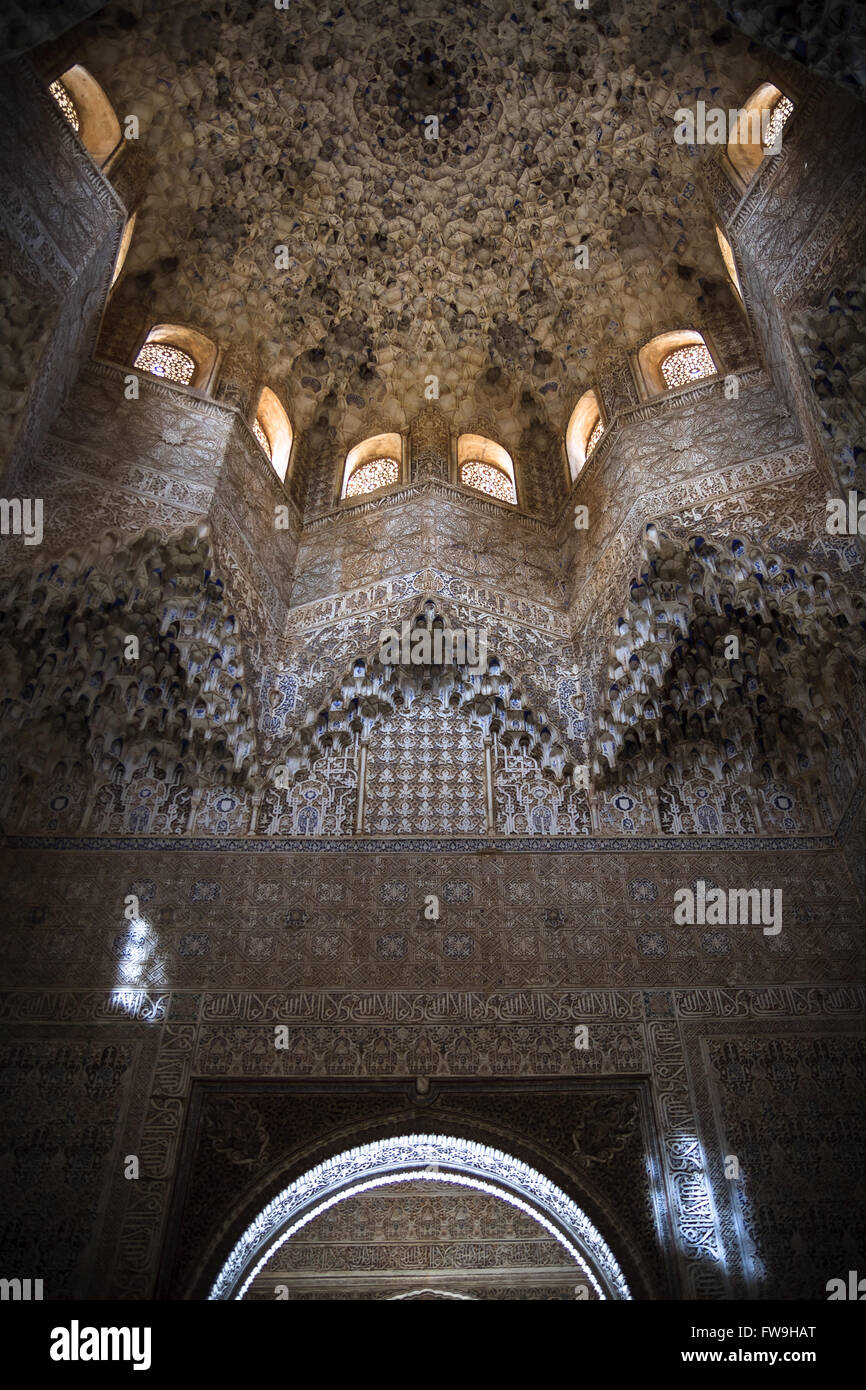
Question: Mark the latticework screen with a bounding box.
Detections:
[660,344,715,389]
[345,456,399,496]
[133,343,196,385]
[460,460,516,504]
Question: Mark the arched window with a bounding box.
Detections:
[727,84,794,186]
[565,388,605,482]
[252,387,293,482]
[48,66,121,168]
[638,330,718,397]
[110,213,137,289]
[133,325,217,391]
[715,225,743,302]
[341,433,402,499]
[457,434,517,505]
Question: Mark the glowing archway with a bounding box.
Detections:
[209,1133,632,1300]
[457,433,517,504]
[727,83,794,186]
[566,388,605,481]
[49,65,121,167]
[341,432,403,498]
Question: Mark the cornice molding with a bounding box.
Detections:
[304,477,551,534]
[0,830,843,853]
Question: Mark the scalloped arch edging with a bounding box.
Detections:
[208,1133,632,1300]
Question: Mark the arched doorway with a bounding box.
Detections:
[209,1134,632,1300]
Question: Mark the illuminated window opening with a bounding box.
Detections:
[133,324,217,391]
[638,330,718,397]
[49,80,79,130]
[460,459,515,502]
[660,344,716,389]
[586,418,604,454]
[253,387,293,482]
[566,388,605,481]
[457,434,517,505]
[253,419,270,455]
[715,225,743,302]
[346,456,399,496]
[110,213,137,289]
[727,84,795,186]
[763,95,794,152]
[133,343,195,385]
[341,433,402,499]
[47,65,121,167]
